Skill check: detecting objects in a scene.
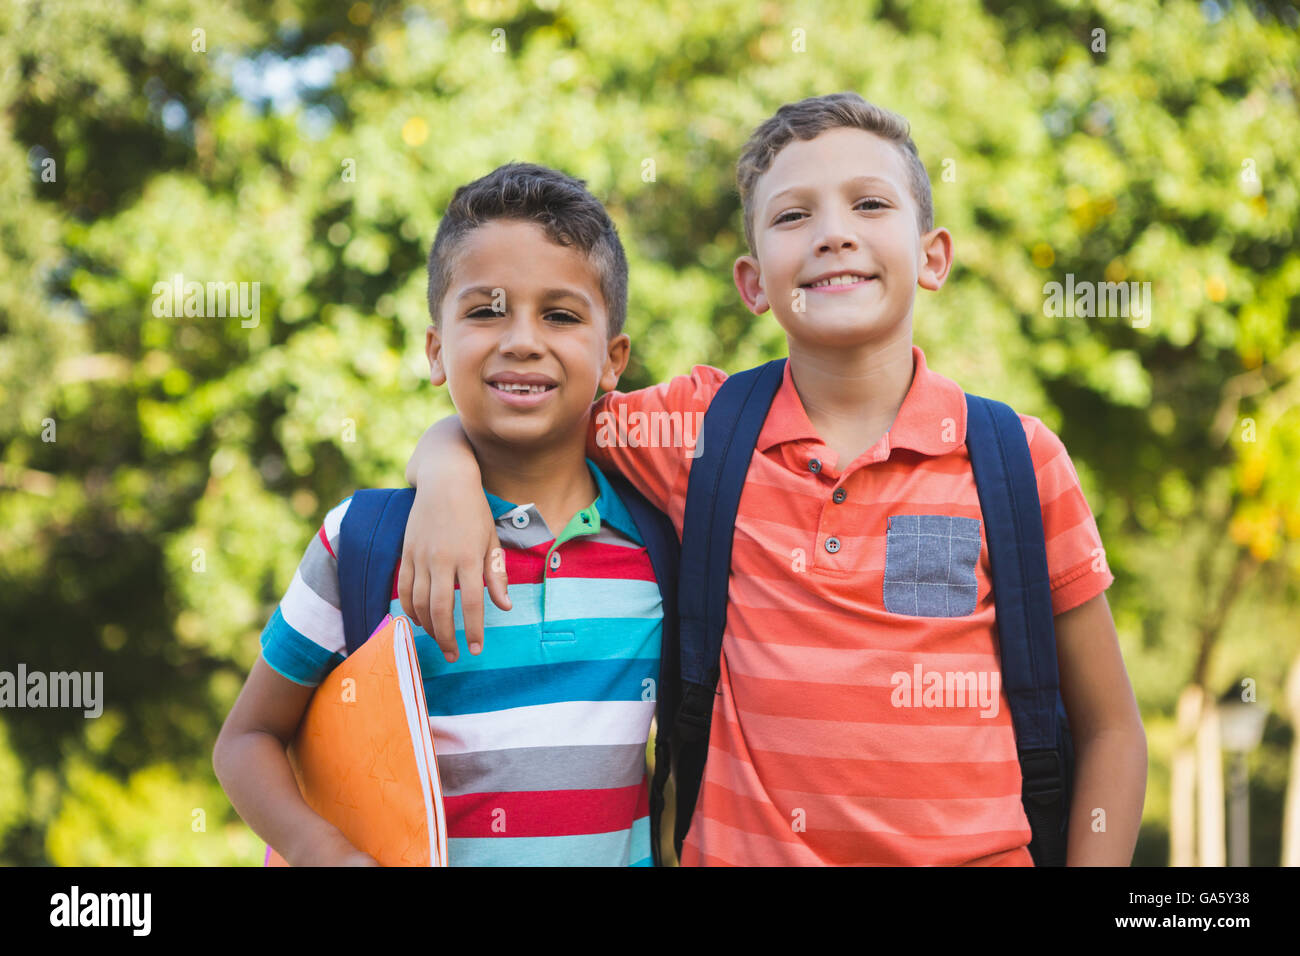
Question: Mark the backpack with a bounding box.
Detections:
[651,358,1074,867]
[335,474,683,867]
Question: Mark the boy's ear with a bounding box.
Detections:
[733,254,770,315]
[599,333,631,393]
[917,227,954,291]
[425,324,447,386]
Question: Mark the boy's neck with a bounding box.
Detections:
[470,432,599,539]
[785,325,916,469]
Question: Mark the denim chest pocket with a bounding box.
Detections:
[883,514,982,617]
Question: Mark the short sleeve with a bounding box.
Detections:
[586,365,729,513]
[1018,416,1114,616]
[258,498,352,687]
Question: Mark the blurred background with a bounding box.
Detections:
[0,0,1297,866]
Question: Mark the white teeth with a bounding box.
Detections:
[492,382,553,394]
[808,274,871,288]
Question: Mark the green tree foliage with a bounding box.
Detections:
[1,0,1296,864]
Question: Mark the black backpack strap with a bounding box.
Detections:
[673,359,787,855]
[600,471,681,867]
[964,394,1072,866]
[338,488,417,656]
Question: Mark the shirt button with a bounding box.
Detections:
[549,551,561,571]
[809,458,822,474]
[511,511,530,529]
[832,488,847,503]
[824,536,841,554]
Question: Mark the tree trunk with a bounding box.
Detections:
[1169,530,1258,867]
[1196,694,1226,866]
[1283,654,1300,867]
[1171,685,1200,866]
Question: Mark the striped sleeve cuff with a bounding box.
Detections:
[1049,557,1114,617]
[259,605,345,687]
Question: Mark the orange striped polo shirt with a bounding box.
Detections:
[587,345,1113,866]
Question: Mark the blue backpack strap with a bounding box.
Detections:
[600,471,681,867]
[338,488,417,656]
[673,358,787,854]
[964,394,1072,866]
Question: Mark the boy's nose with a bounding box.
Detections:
[497,313,546,357]
[816,229,859,255]
[814,205,862,254]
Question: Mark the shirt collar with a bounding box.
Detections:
[584,459,643,544]
[756,345,968,459]
[483,458,644,545]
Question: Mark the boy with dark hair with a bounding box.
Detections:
[400,94,1148,866]
[215,162,674,866]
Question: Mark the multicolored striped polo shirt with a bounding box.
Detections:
[587,345,1114,866]
[259,459,663,866]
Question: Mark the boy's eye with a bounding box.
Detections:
[774,198,885,225]
[465,307,580,323]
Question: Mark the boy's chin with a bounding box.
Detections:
[773,309,909,350]
[471,415,585,453]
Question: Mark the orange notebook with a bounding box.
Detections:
[264,615,449,866]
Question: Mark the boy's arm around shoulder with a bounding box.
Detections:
[400,367,726,654]
[1055,591,1148,866]
[213,656,379,866]
[400,414,509,659]
[585,363,730,512]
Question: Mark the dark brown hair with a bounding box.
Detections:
[426,162,628,336]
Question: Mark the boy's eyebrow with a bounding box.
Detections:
[456,286,593,309]
[765,174,901,211]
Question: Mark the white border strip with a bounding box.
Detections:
[393,616,448,866]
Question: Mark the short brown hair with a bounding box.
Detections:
[426,162,628,336]
[736,92,933,253]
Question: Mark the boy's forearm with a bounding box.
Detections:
[406,415,478,486]
[1063,726,1148,865]
[214,730,346,864]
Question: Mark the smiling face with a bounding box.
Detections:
[427,219,629,455]
[734,126,952,351]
